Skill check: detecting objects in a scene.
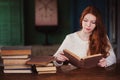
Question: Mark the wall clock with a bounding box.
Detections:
[35,0,58,26]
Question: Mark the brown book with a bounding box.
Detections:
[4,65,31,69]
[36,66,56,72]
[0,46,32,56]
[35,63,56,72]
[63,49,103,68]
[3,69,32,73]
[1,55,29,59]
[35,63,54,67]
[38,70,56,74]
[26,56,55,66]
[3,58,30,65]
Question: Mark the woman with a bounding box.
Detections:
[53,6,116,68]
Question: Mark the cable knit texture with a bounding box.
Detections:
[54,32,116,67]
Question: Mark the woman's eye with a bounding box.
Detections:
[83,19,88,22]
[91,21,96,24]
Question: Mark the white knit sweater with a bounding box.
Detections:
[54,32,116,67]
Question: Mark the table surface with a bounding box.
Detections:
[0,64,120,80]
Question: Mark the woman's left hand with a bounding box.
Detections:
[98,58,107,67]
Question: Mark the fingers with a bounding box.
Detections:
[57,55,66,61]
[62,55,69,61]
[55,52,69,62]
[60,52,69,60]
[98,58,107,67]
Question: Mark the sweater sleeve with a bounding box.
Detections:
[106,46,116,67]
[105,39,116,67]
[53,35,71,66]
[54,35,71,57]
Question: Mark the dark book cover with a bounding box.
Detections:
[1,46,32,50]
[26,56,55,66]
[63,49,103,68]
[0,46,32,55]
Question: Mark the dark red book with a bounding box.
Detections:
[26,56,55,66]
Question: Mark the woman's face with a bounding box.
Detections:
[82,13,96,33]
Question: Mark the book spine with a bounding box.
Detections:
[4,65,31,69]
[38,70,56,74]
[1,55,29,59]
[3,58,30,65]
[1,50,31,56]
[3,69,32,73]
[36,66,56,72]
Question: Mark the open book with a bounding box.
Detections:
[63,49,103,68]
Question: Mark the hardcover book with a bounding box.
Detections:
[4,65,31,69]
[3,58,30,65]
[63,49,103,68]
[3,69,32,73]
[36,66,56,72]
[26,56,55,66]
[38,70,56,74]
[1,55,29,59]
[0,46,32,56]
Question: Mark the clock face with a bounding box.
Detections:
[35,0,58,26]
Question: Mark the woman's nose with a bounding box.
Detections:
[87,22,91,27]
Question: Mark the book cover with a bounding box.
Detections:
[26,56,55,66]
[0,46,32,56]
[63,49,103,68]
[1,46,32,50]
[0,50,31,56]
[35,63,54,67]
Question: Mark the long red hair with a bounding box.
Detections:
[80,6,110,57]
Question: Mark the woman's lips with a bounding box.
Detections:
[86,28,91,31]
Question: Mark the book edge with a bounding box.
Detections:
[63,49,81,61]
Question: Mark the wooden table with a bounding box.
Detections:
[0,64,120,80]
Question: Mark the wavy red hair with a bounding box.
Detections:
[80,6,110,57]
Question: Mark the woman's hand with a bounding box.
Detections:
[98,58,107,67]
[55,52,69,62]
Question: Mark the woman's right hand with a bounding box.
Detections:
[55,52,69,62]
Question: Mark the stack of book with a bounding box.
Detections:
[36,62,56,74]
[0,46,32,73]
[26,56,56,74]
